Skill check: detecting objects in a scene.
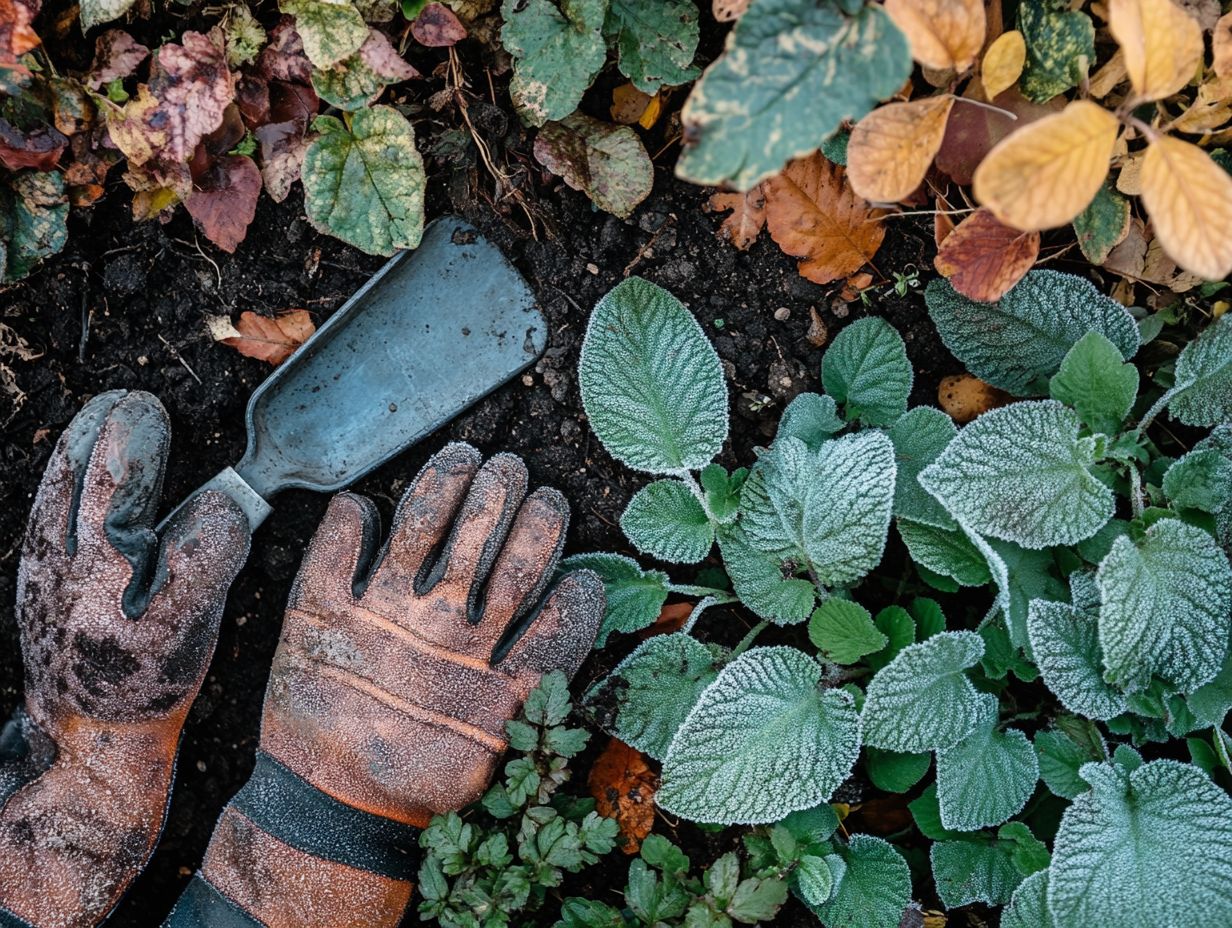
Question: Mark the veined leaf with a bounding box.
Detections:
[1169,314,1232,427]
[1035,726,1106,799]
[718,523,817,625]
[560,552,670,646]
[500,0,607,127]
[1162,449,1232,514]
[1028,600,1128,720]
[1073,181,1131,266]
[1002,870,1055,928]
[1048,331,1139,435]
[606,0,700,94]
[888,407,958,528]
[620,479,714,564]
[280,0,368,68]
[822,317,913,427]
[1108,0,1204,103]
[883,0,984,72]
[982,30,1026,100]
[933,208,1040,303]
[847,96,955,203]
[931,837,1023,908]
[1140,136,1232,281]
[897,518,992,587]
[865,747,931,794]
[936,701,1038,831]
[1018,0,1095,102]
[533,114,654,219]
[807,835,911,928]
[311,29,418,110]
[776,393,844,451]
[808,599,887,665]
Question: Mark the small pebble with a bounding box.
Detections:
[586,263,600,275]
[521,373,534,387]
[773,307,791,321]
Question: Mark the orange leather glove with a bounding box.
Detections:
[166,443,603,928]
[0,391,251,928]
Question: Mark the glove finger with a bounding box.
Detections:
[289,493,380,610]
[494,568,604,680]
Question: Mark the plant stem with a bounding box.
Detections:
[731,620,769,658]
[1129,465,1145,520]
[1136,386,1180,436]
[668,584,737,600]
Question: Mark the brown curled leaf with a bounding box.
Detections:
[707,188,766,250]
[258,17,313,85]
[184,155,263,253]
[412,2,468,46]
[933,208,1039,302]
[212,309,316,364]
[588,737,658,854]
[0,118,67,171]
[87,29,150,90]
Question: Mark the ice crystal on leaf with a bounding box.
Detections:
[821,317,913,427]
[776,393,844,451]
[930,836,1023,909]
[806,834,911,928]
[1168,313,1232,427]
[559,552,670,646]
[619,478,713,564]
[1002,870,1054,928]
[887,407,957,529]
[935,699,1039,831]
[1027,600,1128,720]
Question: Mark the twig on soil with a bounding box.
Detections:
[78,293,90,363]
[623,216,676,277]
[157,334,202,385]
[170,236,223,292]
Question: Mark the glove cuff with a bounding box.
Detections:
[0,707,56,809]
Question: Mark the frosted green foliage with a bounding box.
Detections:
[1067,569,1101,615]
[620,479,713,563]
[1048,332,1139,436]
[866,606,916,672]
[808,599,887,665]
[1193,426,1232,546]
[821,318,912,427]
[924,271,1139,395]
[583,632,722,760]
[1027,600,1127,720]
[776,393,844,451]
[658,647,860,825]
[794,854,841,907]
[699,464,745,524]
[718,524,816,625]
[500,0,607,126]
[936,701,1038,831]
[865,748,931,794]
[1096,518,1232,693]
[888,408,957,528]
[897,519,991,587]
[982,536,1068,647]
[1035,727,1104,799]
[560,552,669,646]
[1168,314,1232,427]
[1189,650,1232,726]
[861,631,987,752]
[579,277,728,474]
[1048,760,1232,928]
[1163,448,1232,513]
[919,401,1113,549]
[605,0,700,94]
[931,837,1022,908]
[1002,870,1055,928]
[808,835,911,928]
[675,0,912,190]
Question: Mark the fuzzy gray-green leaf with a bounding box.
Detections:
[620,479,714,564]
[560,552,670,646]
[888,407,957,528]
[936,701,1039,831]
[776,393,844,451]
[822,318,912,427]
[1027,599,1127,720]
[1168,314,1232,427]
[807,835,911,928]
[931,838,1022,909]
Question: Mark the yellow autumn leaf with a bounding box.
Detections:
[1108,0,1203,103]
[981,31,1026,101]
[1140,136,1232,279]
[883,0,985,73]
[1215,12,1232,79]
[972,100,1119,231]
[847,96,956,202]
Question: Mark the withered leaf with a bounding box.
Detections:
[255,119,310,202]
[259,17,314,85]
[412,2,467,46]
[0,0,40,74]
[933,208,1039,302]
[533,113,652,219]
[213,309,316,365]
[1216,12,1232,79]
[938,373,1011,423]
[935,87,1064,186]
[0,119,67,171]
[707,187,766,250]
[588,737,658,854]
[87,29,149,90]
[847,95,955,202]
[184,155,262,253]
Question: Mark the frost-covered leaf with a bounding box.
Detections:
[924,270,1139,395]
[606,0,699,94]
[584,632,723,760]
[533,114,653,219]
[936,700,1039,831]
[865,747,931,794]
[1097,518,1232,693]
[1193,425,1232,547]
[676,0,912,190]
[931,836,1023,908]
[302,106,424,255]
[808,599,887,665]
[1,171,68,282]
[862,630,986,752]
[579,277,727,474]
[718,523,816,625]
[807,834,911,928]
[1018,0,1095,102]
[659,647,860,824]
[1002,870,1055,928]
[777,393,844,451]
[822,318,912,426]
[1035,725,1105,799]
[888,407,957,528]
[1163,449,1232,514]
[560,552,670,646]
[976,534,1068,647]
[1168,314,1232,427]
[1189,650,1232,727]
[897,519,992,587]
[311,28,418,110]
[793,854,840,907]
[1048,760,1232,928]
[1028,599,1128,720]
[1049,331,1139,435]
[699,463,744,525]
[620,479,713,564]
[500,0,606,127]
[280,0,368,67]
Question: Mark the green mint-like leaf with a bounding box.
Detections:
[1048,331,1140,435]
[793,854,839,907]
[1189,650,1232,727]
[1168,314,1232,427]
[888,407,958,528]
[807,835,911,928]
[808,599,888,665]
[936,699,1039,831]
[1000,821,1050,877]
[931,837,1023,909]
[909,783,964,841]
[560,552,670,646]
[1002,870,1055,928]
[605,0,699,93]
[718,523,817,625]
[919,400,1113,549]
[1096,518,1232,693]
[1192,425,1232,547]
[700,463,745,524]
[897,518,992,587]
[866,605,916,672]
[977,534,1069,648]
[924,271,1139,395]
[865,747,931,794]
[861,630,986,752]
[659,647,860,824]
[280,0,368,67]
[776,393,845,451]
[822,318,913,427]
[500,0,606,126]
[980,618,1037,682]
[579,277,728,474]
[533,114,654,219]
[726,875,789,922]
[1018,0,1095,103]
[1027,600,1128,720]
[1163,449,1232,514]
[620,479,713,563]
[1034,726,1105,800]
[675,0,911,190]
[1048,760,1232,928]
[302,106,424,255]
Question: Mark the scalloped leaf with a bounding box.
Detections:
[1162,448,1232,514]
[1097,518,1232,693]
[500,0,607,126]
[1049,331,1140,435]
[620,479,714,564]
[1002,870,1055,928]
[1168,314,1232,427]
[606,0,700,94]
[560,552,670,646]
[862,630,986,752]
[807,834,911,928]
[897,518,992,587]
[936,700,1039,831]
[924,270,1139,395]
[888,407,958,528]
[808,599,888,665]
[1028,600,1128,720]
[1034,725,1106,799]
[718,523,817,625]
[931,837,1023,909]
[776,393,845,451]
[659,647,860,825]
[822,318,913,426]
[919,401,1113,549]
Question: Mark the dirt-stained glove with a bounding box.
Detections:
[0,390,251,928]
[166,443,604,928]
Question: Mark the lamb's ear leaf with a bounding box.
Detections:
[560,552,670,646]
[1048,331,1139,435]
[1163,448,1232,514]
[924,270,1138,395]
[1096,518,1232,693]
[582,632,724,760]
[1048,760,1232,928]
[605,0,700,94]
[861,630,987,752]
[579,277,728,474]
[658,647,860,825]
[821,318,912,427]
[805,834,911,928]
[930,837,1023,909]
[887,407,957,528]
[1027,599,1128,720]
[620,479,714,564]
[776,393,844,451]
[1034,726,1106,799]
[1002,870,1055,928]
[808,599,887,665]
[919,400,1113,549]
[500,0,607,126]
[897,518,992,587]
[1168,315,1232,427]
[936,699,1039,831]
[718,523,817,625]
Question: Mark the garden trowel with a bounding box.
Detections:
[162,217,546,530]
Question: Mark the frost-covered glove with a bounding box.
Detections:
[0,390,251,928]
[166,443,604,928]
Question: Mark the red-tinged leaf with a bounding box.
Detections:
[933,208,1040,302]
[270,79,319,124]
[934,87,1065,185]
[258,17,312,85]
[87,29,149,89]
[635,602,694,640]
[357,28,420,81]
[255,119,309,203]
[588,738,658,854]
[412,3,467,47]
[197,104,246,164]
[707,188,766,250]
[0,0,40,71]
[0,119,67,171]
[215,309,316,365]
[184,155,262,253]
[235,73,271,128]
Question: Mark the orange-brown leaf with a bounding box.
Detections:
[712,0,750,22]
[707,188,766,251]
[933,208,1039,301]
[636,601,694,640]
[847,96,955,202]
[1216,12,1232,79]
[938,373,1011,423]
[589,738,657,854]
[217,309,315,365]
[884,0,985,72]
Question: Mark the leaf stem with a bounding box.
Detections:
[730,620,770,659]
[1135,386,1180,436]
[1129,465,1145,520]
[951,95,1019,120]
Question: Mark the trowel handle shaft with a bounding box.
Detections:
[157,467,274,534]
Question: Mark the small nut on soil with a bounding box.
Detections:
[939,374,1011,424]
[773,307,791,321]
[807,307,828,348]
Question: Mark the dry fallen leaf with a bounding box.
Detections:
[847,96,955,202]
[707,188,766,250]
[1108,0,1203,104]
[1215,12,1232,79]
[981,30,1026,101]
[213,309,316,365]
[588,738,657,854]
[939,373,1011,423]
[934,208,1039,302]
[935,86,1065,185]
[184,155,262,253]
[972,100,1119,231]
[1116,151,1146,196]
[412,2,467,47]
[1089,48,1129,99]
[884,0,985,73]
[636,601,694,640]
[762,153,886,285]
[712,0,750,22]
[1140,135,1232,279]
[1170,75,1232,135]
[611,83,652,124]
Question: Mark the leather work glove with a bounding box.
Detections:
[0,390,251,928]
[165,443,604,928]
